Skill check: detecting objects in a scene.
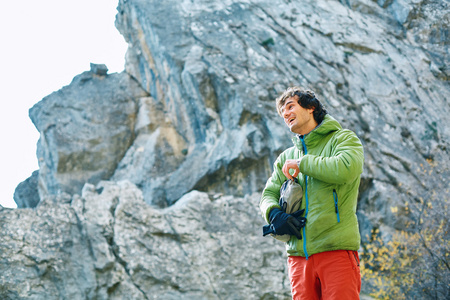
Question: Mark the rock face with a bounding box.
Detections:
[13,170,40,208]
[3,0,449,298]
[1,181,289,299]
[29,65,148,199]
[112,0,449,213]
[23,0,449,212]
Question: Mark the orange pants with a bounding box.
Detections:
[288,250,361,300]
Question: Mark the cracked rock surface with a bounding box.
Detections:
[1,181,289,299]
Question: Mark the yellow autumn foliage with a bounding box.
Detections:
[360,176,449,299]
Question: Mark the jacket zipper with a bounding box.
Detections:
[299,136,309,259]
[333,189,340,223]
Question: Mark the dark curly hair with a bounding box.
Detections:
[276,86,328,124]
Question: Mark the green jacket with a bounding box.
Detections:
[260,114,364,258]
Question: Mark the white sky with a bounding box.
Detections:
[0,1,127,208]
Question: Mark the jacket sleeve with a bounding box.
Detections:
[259,156,285,223]
[298,129,364,184]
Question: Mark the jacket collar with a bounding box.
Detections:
[292,114,342,151]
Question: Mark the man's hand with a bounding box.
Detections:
[282,159,300,180]
[262,208,306,239]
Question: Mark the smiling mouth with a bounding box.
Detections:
[287,117,295,125]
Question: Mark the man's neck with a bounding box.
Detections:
[296,120,318,136]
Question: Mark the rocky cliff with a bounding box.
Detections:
[3,0,449,299]
[2,182,288,299]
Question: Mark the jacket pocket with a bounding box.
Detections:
[347,250,360,269]
[333,189,340,223]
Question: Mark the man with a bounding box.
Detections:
[260,87,364,299]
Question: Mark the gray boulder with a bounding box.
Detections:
[13,170,40,208]
[28,66,148,200]
[1,181,290,299]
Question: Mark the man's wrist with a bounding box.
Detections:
[297,157,303,169]
[268,207,282,223]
